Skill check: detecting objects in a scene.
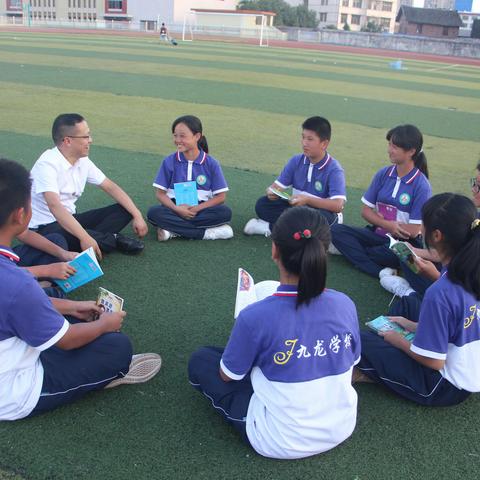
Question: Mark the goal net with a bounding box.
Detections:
[182,10,270,46]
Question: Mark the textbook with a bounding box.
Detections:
[234,268,279,319]
[387,234,420,274]
[374,202,397,237]
[365,315,415,342]
[174,181,198,206]
[97,287,124,313]
[268,186,291,201]
[54,247,103,293]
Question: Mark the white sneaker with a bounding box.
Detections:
[379,267,397,279]
[328,243,342,255]
[157,228,172,241]
[380,275,414,297]
[203,224,234,240]
[105,353,162,389]
[243,218,271,237]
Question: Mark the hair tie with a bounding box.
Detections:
[293,229,312,240]
[471,219,480,231]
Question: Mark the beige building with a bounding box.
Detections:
[286,0,398,32]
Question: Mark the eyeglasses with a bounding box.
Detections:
[471,177,480,194]
[66,134,92,140]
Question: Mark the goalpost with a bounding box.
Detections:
[182,10,270,46]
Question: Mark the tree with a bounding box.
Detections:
[361,20,382,32]
[238,0,319,28]
[472,19,480,39]
[343,22,351,31]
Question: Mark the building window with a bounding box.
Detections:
[319,12,327,21]
[108,0,123,10]
[417,24,423,34]
[341,13,348,23]
[351,14,360,24]
[321,0,328,5]
[7,0,22,9]
[353,0,362,7]
[342,0,349,5]
[380,17,390,27]
[442,26,449,35]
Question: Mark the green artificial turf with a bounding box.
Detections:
[0,32,480,480]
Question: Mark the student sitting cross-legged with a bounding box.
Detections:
[189,206,360,460]
[244,116,346,237]
[0,159,161,421]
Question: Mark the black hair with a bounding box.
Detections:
[302,116,331,141]
[171,115,209,153]
[0,158,31,228]
[422,193,480,299]
[386,124,428,179]
[52,113,85,145]
[271,206,330,308]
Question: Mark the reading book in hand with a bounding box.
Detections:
[234,268,279,319]
[387,234,419,274]
[268,186,291,201]
[374,202,397,237]
[174,181,198,206]
[365,315,415,342]
[97,287,124,313]
[54,247,103,293]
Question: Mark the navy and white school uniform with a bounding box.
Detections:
[331,165,431,278]
[255,153,346,227]
[188,285,360,460]
[0,246,132,420]
[358,271,480,406]
[147,150,232,239]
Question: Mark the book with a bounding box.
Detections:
[268,186,291,201]
[374,202,397,237]
[174,181,198,206]
[97,287,124,313]
[387,234,420,273]
[54,247,103,293]
[234,268,279,319]
[365,315,415,342]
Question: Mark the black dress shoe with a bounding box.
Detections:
[115,234,145,254]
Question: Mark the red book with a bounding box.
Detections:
[374,202,397,237]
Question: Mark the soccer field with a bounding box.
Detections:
[0,30,480,480]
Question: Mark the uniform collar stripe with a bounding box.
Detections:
[273,291,298,297]
[176,151,206,164]
[0,248,20,263]
[303,154,330,170]
[388,166,396,177]
[406,169,420,184]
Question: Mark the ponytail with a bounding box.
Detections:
[171,115,209,153]
[422,193,480,299]
[271,207,330,308]
[387,124,429,179]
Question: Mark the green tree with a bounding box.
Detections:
[361,20,383,32]
[343,22,351,31]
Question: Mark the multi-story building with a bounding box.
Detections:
[0,0,238,26]
[286,0,398,32]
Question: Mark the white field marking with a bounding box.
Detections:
[426,63,460,73]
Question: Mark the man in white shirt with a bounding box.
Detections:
[29,113,148,259]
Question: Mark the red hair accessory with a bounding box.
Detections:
[293,229,312,240]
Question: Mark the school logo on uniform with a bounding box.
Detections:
[399,193,411,205]
[196,174,207,186]
[314,181,323,192]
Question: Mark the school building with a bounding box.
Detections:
[0,0,239,28]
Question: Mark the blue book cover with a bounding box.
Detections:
[54,247,104,293]
[365,315,415,342]
[174,181,198,206]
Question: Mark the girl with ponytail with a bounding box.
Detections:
[355,193,480,406]
[147,115,233,241]
[188,206,360,459]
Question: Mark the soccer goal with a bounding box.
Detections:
[182,10,270,46]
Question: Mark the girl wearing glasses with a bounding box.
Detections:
[355,193,480,406]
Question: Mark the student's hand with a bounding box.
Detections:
[387,221,410,240]
[80,235,102,261]
[266,187,279,201]
[45,262,77,280]
[59,250,79,262]
[388,316,417,332]
[289,195,309,207]
[69,301,103,322]
[188,205,201,215]
[175,205,196,219]
[132,216,148,238]
[379,330,410,349]
[414,257,441,281]
[98,311,126,332]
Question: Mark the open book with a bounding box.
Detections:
[374,202,397,237]
[97,287,124,313]
[268,186,291,201]
[387,234,419,274]
[234,268,279,319]
[54,247,103,293]
[365,315,415,342]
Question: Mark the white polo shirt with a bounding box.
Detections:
[29,147,106,228]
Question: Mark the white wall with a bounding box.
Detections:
[174,0,238,23]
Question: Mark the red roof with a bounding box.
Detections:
[191,8,276,17]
